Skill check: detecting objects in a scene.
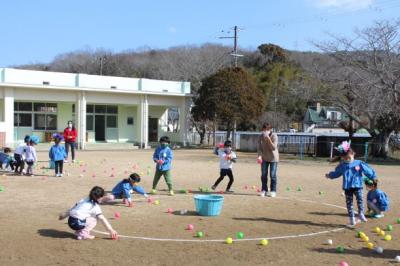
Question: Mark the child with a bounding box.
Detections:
[211,140,237,193]
[152,136,174,196]
[25,136,39,176]
[102,173,148,207]
[0,148,16,171]
[59,186,118,240]
[49,133,67,177]
[325,141,376,226]
[365,178,389,218]
[14,135,30,175]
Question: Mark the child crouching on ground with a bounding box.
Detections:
[211,140,237,193]
[102,173,148,207]
[49,133,67,177]
[325,141,376,226]
[0,147,16,171]
[59,186,118,240]
[365,178,389,218]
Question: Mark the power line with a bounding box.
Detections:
[219,26,244,67]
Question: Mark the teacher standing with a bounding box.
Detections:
[63,120,77,163]
[257,122,279,197]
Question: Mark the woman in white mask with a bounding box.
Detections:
[63,120,77,163]
[257,122,279,197]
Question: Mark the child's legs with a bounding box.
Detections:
[163,170,173,190]
[213,169,226,188]
[59,161,64,173]
[82,217,97,235]
[55,161,60,174]
[152,169,163,189]
[226,169,234,190]
[367,201,381,214]
[269,162,278,192]
[344,189,355,218]
[101,193,116,203]
[26,162,33,174]
[355,188,364,214]
[260,161,269,192]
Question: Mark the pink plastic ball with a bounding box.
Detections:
[114,212,121,219]
[339,262,349,266]
[167,208,173,214]
[187,224,194,230]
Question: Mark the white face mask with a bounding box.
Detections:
[263,130,270,136]
[68,123,72,128]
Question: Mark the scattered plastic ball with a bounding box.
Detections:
[374,227,381,233]
[366,242,374,249]
[397,218,400,224]
[236,232,244,239]
[147,197,154,203]
[180,209,187,215]
[0,186,4,192]
[297,186,303,192]
[395,256,400,263]
[196,231,204,238]
[187,224,194,231]
[319,191,324,195]
[260,239,268,246]
[154,200,160,205]
[339,262,349,266]
[379,230,386,237]
[151,189,157,194]
[286,187,291,191]
[361,236,369,242]
[244,185,248,190]
[358,231,366,238]
[167,208,173,214]
[327,239,333,245]
[387,225,393,231]
[226,237,233,244]
[384,235,392,241]
[376,246,383,254]
[114,212,121,219]
[112,235,118,240]
[336,245,345,253]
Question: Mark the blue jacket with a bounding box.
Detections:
[111,180,146,201]
[328,160,376,190]
[49,145,67,161]
[153,145,173,171]
[367,189,389,211]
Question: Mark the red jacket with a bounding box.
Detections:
[63,127,77,143]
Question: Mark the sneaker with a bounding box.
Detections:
[72,160,76,163]
[64,160,68,163]
[55,174,59,177]
[77,231,95,240]
[266,192,272,197]
[347,217,357,227]
[359,213,368,222]
[59,174,63,177]
[211,185,216,190]
[374,213,384,218]
[270,191,277,198]
[169,190,174,196]
[225,190,234,193]
[150,189,157,195]
[260,191,266,197]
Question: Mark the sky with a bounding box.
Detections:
[0,0,399,66]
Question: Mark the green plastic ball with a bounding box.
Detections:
[236,232,244,239]
[336,245,345,253]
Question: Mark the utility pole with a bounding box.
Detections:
[99,56,105,75]
[219,26,243,149]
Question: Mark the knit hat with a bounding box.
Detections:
[52,133,64,141]
[335,141,351,156]
[29,135,40,144]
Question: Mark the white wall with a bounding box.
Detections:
[14,88,77,102]
[118,105,137,142]
[85,91,141,105]
[141,79,184,94]
[79,74,140,91]
[4,68,76,87]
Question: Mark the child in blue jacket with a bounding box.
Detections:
[151,136,174,196]
[325,141,376,226]
[49,133,67,177]
[103,173,148,207]
[365,178,389,218]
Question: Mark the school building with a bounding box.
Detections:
[0,68,191,149]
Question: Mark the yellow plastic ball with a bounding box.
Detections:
[379,230,386,237]
[374,227,381,233]
[260,239,269,246]
[154,200,160,205]
[384,235,392,241]
[366,242,374,249]
[226,237,233,244]
[362,236,369,242]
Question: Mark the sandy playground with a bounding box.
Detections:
[0,149,399,266]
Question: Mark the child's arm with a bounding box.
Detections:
[58,209,70,220]
[230,152,237,163]
[132,185,148,197]
[213,147,219,155]
[153,148,159,162]
[360,162,376,179]
[97,214,118,239]
[122,183,133,202]
[49,147,53,161]
[325,164,343,179]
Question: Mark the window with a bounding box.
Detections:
[127,117,134,125]
[34,114,46,130]
[17,113,32,127]
[34,103,46,112]
[86,115,93,131]
[107,105,118,114]
[107,116,117,128]
[14,102,33,111]
[87,104,94,113]
[46,114,57,130]
[95,105,106,113]
[72,104,75,113]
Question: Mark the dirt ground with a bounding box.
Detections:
[0,149,399,266]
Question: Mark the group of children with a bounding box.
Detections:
[325,141,390,226]
[0,132,391,238]
[0,135,39,176]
